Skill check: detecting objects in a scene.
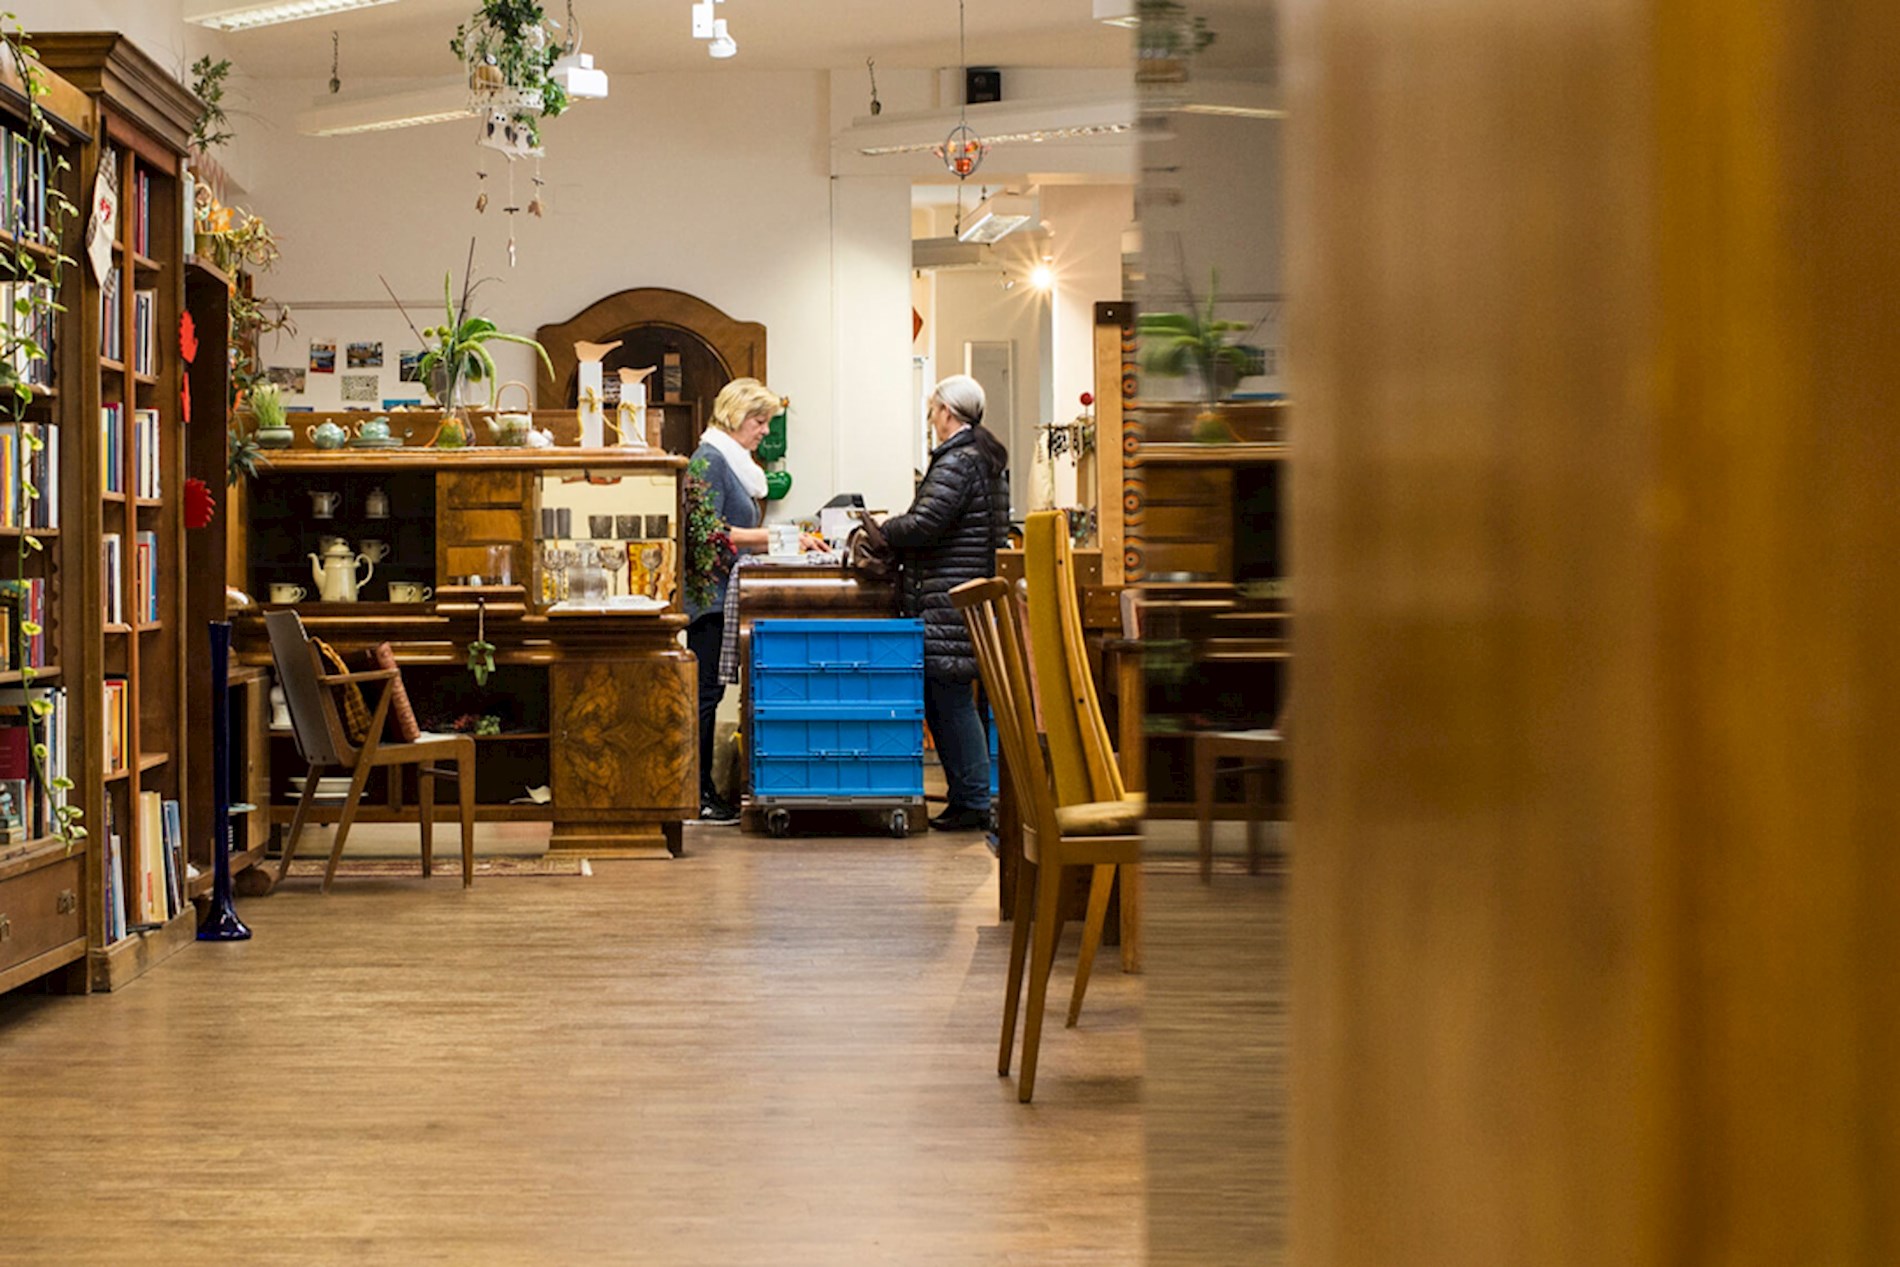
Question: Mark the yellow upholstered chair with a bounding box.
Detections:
[1022,510,1144,1020]
[952,577,1141,1103]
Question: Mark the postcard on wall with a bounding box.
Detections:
[346,341,384,369]
[398,350,423,383]
[341,374,380,402]
[310,339,337,374]
[265,366,307,394]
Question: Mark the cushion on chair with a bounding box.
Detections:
[311,637,371,745]
[370,642,422,743]
[1055,794,1145,836]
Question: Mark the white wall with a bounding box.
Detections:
[240,70,859,522]
[11,0,200,77]
[1042,183,1133,424]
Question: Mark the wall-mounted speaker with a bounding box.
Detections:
[966,67,1002,105]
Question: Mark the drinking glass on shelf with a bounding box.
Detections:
[485,544,513,586]
[599,542,627,597]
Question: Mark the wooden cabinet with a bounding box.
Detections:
[233,450,697,859]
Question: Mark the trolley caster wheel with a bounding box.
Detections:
[767,809,791,838]
[888,809,909,838]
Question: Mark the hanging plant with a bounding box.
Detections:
[189,55,235,153]
[467,601,497,685]
[451,0,570,148]
[1,18,85,850]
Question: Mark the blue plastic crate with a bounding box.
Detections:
[752,755,925,799]
[750,619,925,708]
[753,710,926,763]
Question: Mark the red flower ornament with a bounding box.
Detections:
[184,477,216,529]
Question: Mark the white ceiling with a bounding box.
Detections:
[225,0,1133,79]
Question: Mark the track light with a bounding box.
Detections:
[693,0,737,59]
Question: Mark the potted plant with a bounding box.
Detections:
[1137,0,1216,84]
[1136,271,1255,442]
[388,248,555,447]
[245,381,294,450]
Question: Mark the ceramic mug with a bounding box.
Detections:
[359,539,391,563]
[269,583,307,604]
[388,582,433,603]
[310,490,341,518]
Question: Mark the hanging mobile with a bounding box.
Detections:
[528,161,545,218]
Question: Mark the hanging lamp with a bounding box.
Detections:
[933,0,989,179]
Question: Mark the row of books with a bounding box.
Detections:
[0,686,67,846]
[2,279,56,388]
[103,674,127,774]
[128,166,153,259]
[100,404,162,498]
[100,792,186,941]
[132,288,157,377]
[100,532,160,627]
[0,578,47,670]
[3,128,52,244]
[0,421,61,529]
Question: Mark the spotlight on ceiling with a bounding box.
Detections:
[1091,0,1139,29]
[692,0,737,59]
[185,0,399,32]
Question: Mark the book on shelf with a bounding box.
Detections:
[132,288,156,377]
[1,280,56,387]
[0,685,65,842]
[102,532,123,625]
[3,127,50,243]
[102,402,124,494]
[100,269,123,364]
[103,675,127,774]
[133,407,159,498]
[0,577,47,668]
[135,530,158,624]
[162,797,183,917]
[136,791,165,925]
[3,421,61,528]
[131,167,151,258]
[102,802,126,942]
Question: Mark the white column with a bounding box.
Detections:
[829,175,917,516]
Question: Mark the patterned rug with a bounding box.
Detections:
[282,855,591,879]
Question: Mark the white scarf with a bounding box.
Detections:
[700,426,768,499]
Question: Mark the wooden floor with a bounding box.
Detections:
[0,831,1153,1266]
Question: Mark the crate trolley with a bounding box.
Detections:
[746,619,928,838]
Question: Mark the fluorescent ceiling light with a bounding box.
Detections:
[1178,103,1287,119]
[958,192,1037,244]
[296,79,474,137]
[1092,0,1139,28]
[859,122,1129,158]
[186,0,399,32]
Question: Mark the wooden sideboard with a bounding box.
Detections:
[231,447,697,857]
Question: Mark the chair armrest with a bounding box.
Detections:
[318,667,399,686]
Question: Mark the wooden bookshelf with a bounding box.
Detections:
[0,49,90,998]
[35,33,200,992]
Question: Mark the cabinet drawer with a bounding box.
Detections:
[0,851,85,977]
[441,470,527,508]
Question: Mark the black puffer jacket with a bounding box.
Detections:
[881,428,1008,682]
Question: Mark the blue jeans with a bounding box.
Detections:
[925,676,991,814]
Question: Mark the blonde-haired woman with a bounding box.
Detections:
[687,379,809,822]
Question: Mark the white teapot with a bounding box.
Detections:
[309,539,375,602]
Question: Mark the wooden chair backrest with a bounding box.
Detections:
[1023,511,1126,805]
[952,578,1060,854]
[264,609,342,767]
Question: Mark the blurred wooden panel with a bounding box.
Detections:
[1286,1,1900,1265]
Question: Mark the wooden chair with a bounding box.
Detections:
[1022,510,1143,1015]
[264,611,477,892]
[952,576,1140,1104]
[1194,723,1286,881]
